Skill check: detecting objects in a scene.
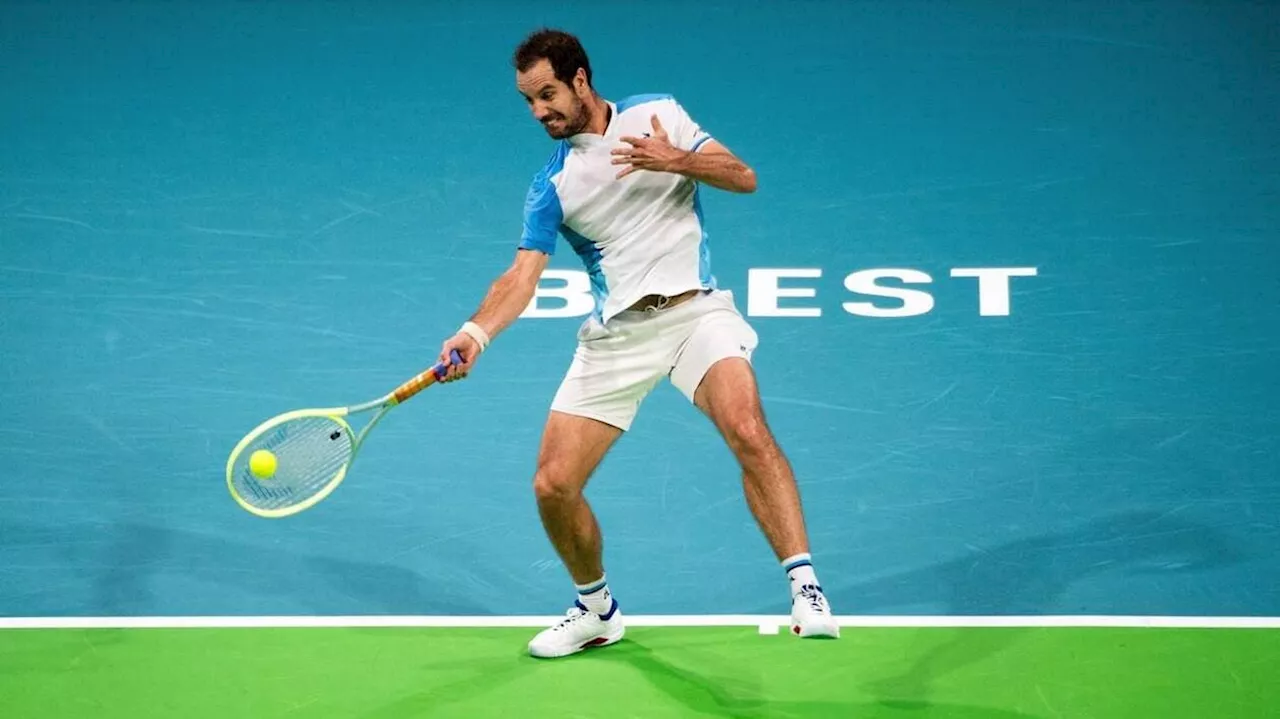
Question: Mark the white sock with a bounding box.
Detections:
[782,553,820,597]
[575,575,615,617]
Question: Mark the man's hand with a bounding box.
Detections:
[611,115,757,193]
[611,115,689,179]
[437,332,481,383]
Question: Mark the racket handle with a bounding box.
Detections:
[392,350,464,403]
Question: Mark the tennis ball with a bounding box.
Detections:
[249,449,277,479]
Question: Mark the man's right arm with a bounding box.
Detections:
[437,247,550,379]
[439,159,562,381]
[468,247,550,342]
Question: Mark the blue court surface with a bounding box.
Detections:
[1,0,1277,624]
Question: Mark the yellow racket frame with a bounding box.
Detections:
[225,407,358,518]
[225,350,461,518]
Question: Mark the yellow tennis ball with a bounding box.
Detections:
[249,449,277,479]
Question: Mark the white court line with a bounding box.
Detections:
[0,615,1277,630]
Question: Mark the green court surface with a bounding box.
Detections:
[1,626,1275,718]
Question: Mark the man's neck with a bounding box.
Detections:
[584,95,611,135]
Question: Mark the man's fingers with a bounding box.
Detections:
[437,335,479,383]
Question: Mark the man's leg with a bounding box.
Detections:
[667,291,839,638]
[691,357,809,562]
[532,410,622,586]
[527,313,664,658]
[691,356,839,638]
[526,409,629,658]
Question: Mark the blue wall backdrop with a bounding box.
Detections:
[2,1,1277,618]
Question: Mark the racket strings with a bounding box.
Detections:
[231,416,354,511]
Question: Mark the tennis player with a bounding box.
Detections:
[438,28,839,657]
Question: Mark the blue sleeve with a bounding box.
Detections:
[517,171,562,255]
[670,98,714,153]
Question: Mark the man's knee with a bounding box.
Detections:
[533,461,585,504]
[531,411,621,505]
[721,409,776,459]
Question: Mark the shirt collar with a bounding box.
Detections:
[566,101,617,149]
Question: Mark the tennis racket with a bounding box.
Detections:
[225,349,463,518]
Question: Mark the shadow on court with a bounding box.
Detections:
[806,509,1246,706]
[0,520,478,617]
[592,637,1046,719]
[354,654,532,719]
[347,634,1046,719]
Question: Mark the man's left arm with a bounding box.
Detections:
[670,140,757,194]
[613,112,757,194]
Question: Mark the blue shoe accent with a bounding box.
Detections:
[599,598,619,621]
[576,597,620,621]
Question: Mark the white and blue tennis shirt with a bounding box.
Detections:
[518,94,718,324]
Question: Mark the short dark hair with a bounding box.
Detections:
[513,28,593,89]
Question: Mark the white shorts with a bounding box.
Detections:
[550,289,759,431]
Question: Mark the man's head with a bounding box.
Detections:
[513,29,597,139]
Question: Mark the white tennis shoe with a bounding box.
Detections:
[528,599,626,658]
[791,584,840,638]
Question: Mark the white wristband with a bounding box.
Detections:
[459,321,490,351]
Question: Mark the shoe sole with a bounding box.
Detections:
[528,626,626,659]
